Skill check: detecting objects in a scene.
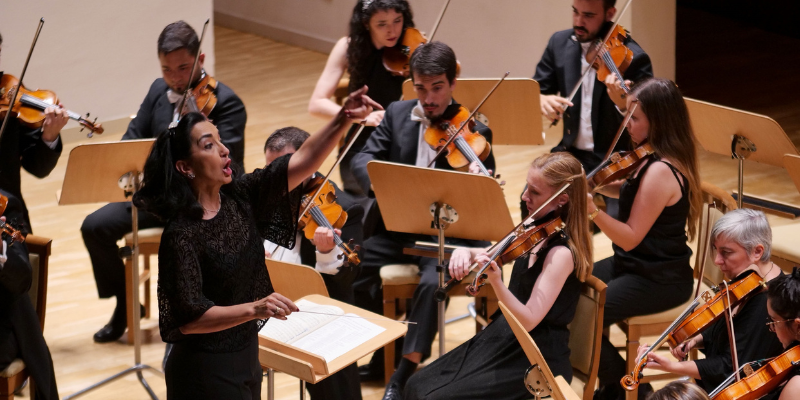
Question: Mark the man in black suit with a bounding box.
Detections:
[350,41,494,400]
[263,127,364,400]
[0,32,70,232]
[81,21,247,343]
[537,0,653,172]
[0,189,59,400]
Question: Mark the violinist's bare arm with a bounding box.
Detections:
[309,37,349,120]
[289,86,381,191]
[480,246,573,332]
[635,343,701,379]
[779,376,800,400]
[589,162,680,251]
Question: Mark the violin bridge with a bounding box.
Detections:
[742,363,755,377]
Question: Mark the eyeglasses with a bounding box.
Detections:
[766,317,792,332]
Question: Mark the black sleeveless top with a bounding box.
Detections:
[613,157,693,283]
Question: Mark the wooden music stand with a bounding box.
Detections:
[784,155,800,194]
[258,294,407,399]
[403,78,543,145]
[367,160,513,356]
[57,140,162,400]
[685,98,799,208]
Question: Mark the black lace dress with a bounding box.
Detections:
[158,154,300,399]
[404,234,582,400]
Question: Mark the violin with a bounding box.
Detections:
[0,194,26,245]
[298,175,360,267]
[177,73,218,118]
[466,216,565,297]
[709,344,800,400]
[0,73,104,137]
[424,104,492,175]
[587,141,654,191]
[621,270,767,391]
[382,27,427,78]
[586,24,634,92]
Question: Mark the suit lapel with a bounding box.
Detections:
[153,93,174,134]
[398,103,422,165]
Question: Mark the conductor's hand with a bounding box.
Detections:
[342,85,383,121]
[449,248,474,281]
[253,293,298,321]
[468,161,492,176]
[540,94,572,123]
[310,227,341,254]
[603,74,632,112]
[42,104,69,142]
[474,253,502,286]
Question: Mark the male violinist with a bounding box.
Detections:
[263,126,364,400]
[530,0,653,218]
[0,32,70,232]
[81,21,247,343]
[350,41,494,400]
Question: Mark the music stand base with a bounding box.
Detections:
[62,364,164,400]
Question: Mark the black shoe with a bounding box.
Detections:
[382,382,403,400]
[92,303,145,343]
[359,363,384,382]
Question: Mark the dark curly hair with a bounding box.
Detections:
[767,267,800,321]
[347,0,414,89]
[133,112,237,221]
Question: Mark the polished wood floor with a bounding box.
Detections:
[12,25,800,400]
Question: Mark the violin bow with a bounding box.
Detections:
[722,280,741,381]
[550,0,635,127]
[0,18,45,144]
[427,0,451,42]
[172,18,210,128]
[297,121,367,223]
[426,71,510,168]
[586,102,639,182]
[694,202,716,299]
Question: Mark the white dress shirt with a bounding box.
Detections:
[264,232,344,275]
[410,101,440,167]
[574,41,597,152]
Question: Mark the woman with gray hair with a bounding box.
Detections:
[635,209,784,393]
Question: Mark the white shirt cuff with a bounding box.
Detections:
[0,241,7,268]
[43,135,61,150]
[315,247,344,275]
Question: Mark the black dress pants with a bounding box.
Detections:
[81,202,163,299]
[592,257,692,396]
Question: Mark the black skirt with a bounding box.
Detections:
[165,335,262,400]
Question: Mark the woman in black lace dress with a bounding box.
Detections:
[132,88,379,399]
[402,152,593,399]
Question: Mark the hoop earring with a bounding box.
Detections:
[187,172,195,180]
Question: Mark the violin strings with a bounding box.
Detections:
[307,202,346,248]
[446,124,490,175]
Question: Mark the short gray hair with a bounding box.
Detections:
[710,209,772,262]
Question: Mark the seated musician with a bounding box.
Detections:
[0,32,69,232]
[263,127,363,400]
[80,21,247,343]
[762,268,800,400]
[0,189,58,400]
[349,41,495,399]
[636,209,783,393]
[647,382,709,400]
[589,78,703,400]
[405,152,592,399]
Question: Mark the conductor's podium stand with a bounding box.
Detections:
[380,263,498,383]
[122,227,163,344]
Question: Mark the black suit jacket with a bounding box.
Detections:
[122,77,247,169]
[534,29,653,164]
[350,99,495,236]
[0,190,58,399]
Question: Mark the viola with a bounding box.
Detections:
[466,216,565,297]
[0,73,104,137]
[620,270,767,391]
[587,142,654,191]
[709,344,800,400]
[177,73,218,118]
[586,24,634,92]
[424,104,492,175]
[0,194,26,245]
[298,175,360,267]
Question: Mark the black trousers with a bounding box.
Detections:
[592,257,692,393]
[81,202,163,299]
[166,337,262,400]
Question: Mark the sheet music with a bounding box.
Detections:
[290,314,386,362]
[259,299,344,344]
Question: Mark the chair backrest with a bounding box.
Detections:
[25,235,52,330]
[568,275,607,400]
[499,301,580,400]
[265,258,329,300]
[696,182,737,287]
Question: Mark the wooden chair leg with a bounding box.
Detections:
[383,295,397,384]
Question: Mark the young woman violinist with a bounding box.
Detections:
[589,78,704,400]
[762,269,800,400]
[401,152,593,400]
[308,0,416,198]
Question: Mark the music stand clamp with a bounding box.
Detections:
[59,140,162,400]
[430,202,458,356]
[731,135,756,209]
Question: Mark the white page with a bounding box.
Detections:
[259,299,344,344]
[289,313,386,362]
